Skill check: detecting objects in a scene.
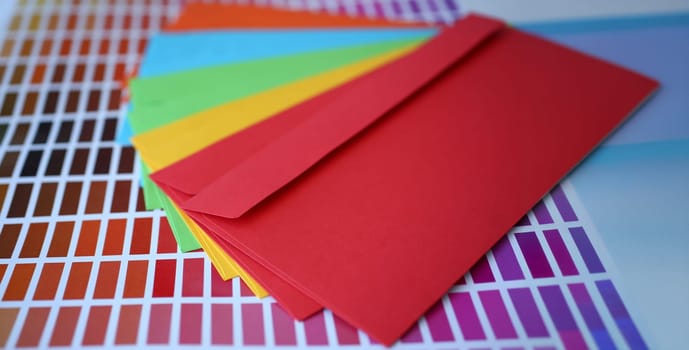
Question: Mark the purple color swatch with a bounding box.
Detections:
[516,232,555,278]
[508,288,549,338]
[479,290,518,339]
[493,237,526,281]
[449,292,486,340]
[425,301,455,341]
[471,256,496,283]
[533,200,555,224]
[551,185,578,222]
[569,227,606,273]
[543,229,579,276]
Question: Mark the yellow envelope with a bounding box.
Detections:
[132,43,421,296]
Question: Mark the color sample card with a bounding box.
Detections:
[0,0,651,349]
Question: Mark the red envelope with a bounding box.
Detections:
[153,14,658,345]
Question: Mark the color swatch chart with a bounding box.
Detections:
[0,0,648,349]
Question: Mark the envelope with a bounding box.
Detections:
[166,3,430,32]
[153,14,658,344]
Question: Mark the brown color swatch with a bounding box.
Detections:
[43,91,59,114]
[3,263,36,300]
[59,38,72,55]
[21,91,38,115]
[94,148,112,174]
[0,224,21,258]
[31,65,46,83]
[35,182,57,215]
[33,262,65,300]
[1,39,14,56]
[20,39,33,56]
[75,220,99,256]
[111,180,130,212]
[108,89,121,110]
[47,14,59,30]
[102,118,117,141]
[45,149,66,175]
[47,221,75,257]
[103,219,125,255]
[69,148,89,174]
[65,90,80,113]
[8,183,33,217]
[87,89,100,111]
[56,121,73,142]
[63,261,92,299]
[59,182,81,214]
[1,92,17,116]
[10,123,29,144]
[0,151,19,176]
[72,64,85,82]
[123,260,147,298]
[94,63,106,81]
[85,181,106,213]
[20,150,42,176]
[0,308,19,347]
[136,187,146,211]
[0,123,6,142]
[79,119,95,141]
[0,184,7,212]
[52,64,65,83]
[93,261,120,298]
[98,39,110,55]
[19,222,48,258]
[130,218,152,255]
[118,146,134,173]
[40,40,52,55]
[32,122,51,144]
[79,39,91,55]
[10,64,25,84]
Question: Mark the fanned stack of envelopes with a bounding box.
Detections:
[118,3,658,345]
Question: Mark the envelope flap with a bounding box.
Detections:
[182,14,505,219]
